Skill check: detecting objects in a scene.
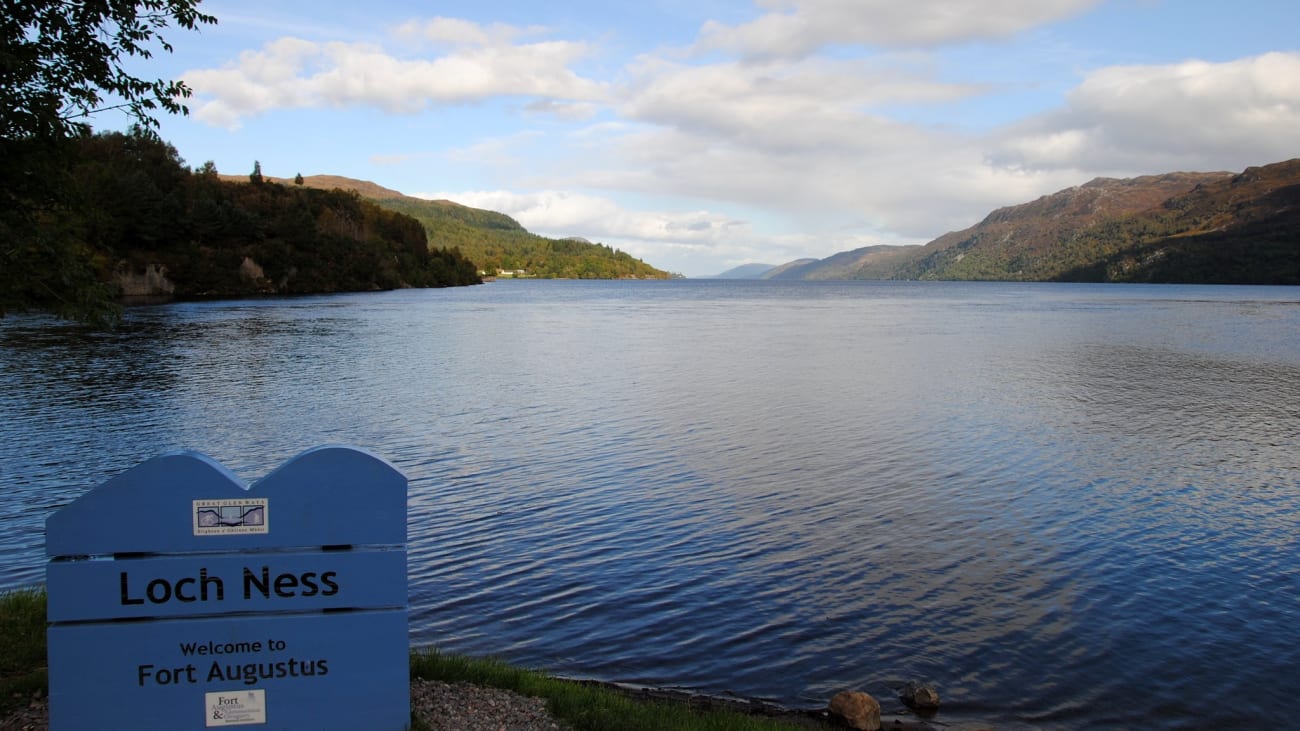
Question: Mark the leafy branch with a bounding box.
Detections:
[1,0,217,139]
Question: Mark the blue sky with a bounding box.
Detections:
[110,0,1300,276]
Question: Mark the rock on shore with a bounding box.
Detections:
[829,690,881,730]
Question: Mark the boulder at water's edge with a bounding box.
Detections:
[829,690,881,731]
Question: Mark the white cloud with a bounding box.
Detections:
[395,51,1300,274]
[993,52,1300,173]
[412,189,745,245]
[559,49,1300,249]
[392,17,547,47]
[558,54,1051,240]
[696,0,1102,59]
[406,185,987,277]
[619,56,979,152]
[524,100,601,121]
[443,131,545,167]
[185,21,606,129]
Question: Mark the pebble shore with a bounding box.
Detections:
[410,678,569,730]
[0,680,570,731]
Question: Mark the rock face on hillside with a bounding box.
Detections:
[773,158,1300,284]
[114,262,175,298]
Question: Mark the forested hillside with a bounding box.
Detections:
[1057,161,1300,283]
[877,172,1220,281]
[70,129,480,300]
[372,193,669,279]
[261,174,668,279]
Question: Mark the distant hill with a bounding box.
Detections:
[765,159,1300,284]
[767,245,922,280]
[762,259,819,278]
[711,263,776,278]
[232,174,670,280]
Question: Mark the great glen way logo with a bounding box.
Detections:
[193,498,269,536]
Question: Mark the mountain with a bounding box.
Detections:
[277,175,408,200]
[890,170,1229,281]
[711,263,776,278]
[766,245,922,280]
[762,259,819,278]
[767,159,1300,284]
[1062,161,1300,283]
[239,174,669,280]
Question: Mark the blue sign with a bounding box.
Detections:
[46,446,409,731]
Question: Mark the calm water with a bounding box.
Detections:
[2,280,1298,729]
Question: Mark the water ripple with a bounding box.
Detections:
[2,282,1298,730]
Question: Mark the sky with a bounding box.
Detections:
[111,0,1300,277]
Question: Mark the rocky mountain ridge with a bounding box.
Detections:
[724,159,1300,284]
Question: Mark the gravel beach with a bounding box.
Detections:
[0,680,570,731]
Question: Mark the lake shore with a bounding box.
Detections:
[0,675,982,731]
[3,587,969,731]
[0,680,568,731]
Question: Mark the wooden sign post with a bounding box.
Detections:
[45,446,409,730]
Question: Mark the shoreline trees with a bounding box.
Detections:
[2,0,218,323]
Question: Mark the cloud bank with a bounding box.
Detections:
[995,52,1300,173]
[186,19,605,129]
[695,0,1103,58]
[179,5,1300,274]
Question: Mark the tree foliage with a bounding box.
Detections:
[0,0,216,139]
[67,129,481,296]
[1,0,216,323]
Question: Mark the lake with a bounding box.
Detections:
[2,279,1298,729]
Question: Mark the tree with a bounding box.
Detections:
[250,160,264,184]
[1,0,216,323]
[294,172,305,186]
[1,0,217,139]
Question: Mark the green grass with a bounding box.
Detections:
[410,649,807,731]
[0,587,48,713]
[1,588,806,730]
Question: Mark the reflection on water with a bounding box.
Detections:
[2,281,1298,730]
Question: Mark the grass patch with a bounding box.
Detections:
[410,648,809,731]
[0,587,48,713]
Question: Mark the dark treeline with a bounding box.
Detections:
[36,128,481,304]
